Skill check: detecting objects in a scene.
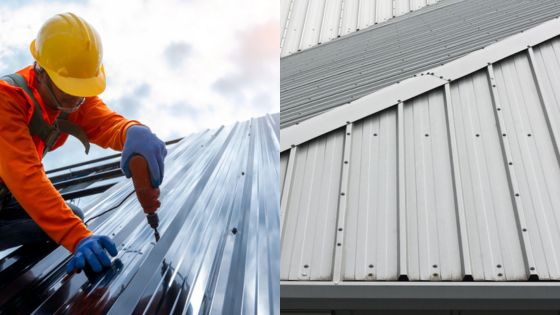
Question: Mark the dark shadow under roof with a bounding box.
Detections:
[280,0,560,128]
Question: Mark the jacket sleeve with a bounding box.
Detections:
[73,97,142,151]
[0,87,92,252]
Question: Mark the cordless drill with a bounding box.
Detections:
[129,155,161,241]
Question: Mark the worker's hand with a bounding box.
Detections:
[121,125,167,187]
[66,235,118,274]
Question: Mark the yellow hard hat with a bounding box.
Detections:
[30,12,106,97]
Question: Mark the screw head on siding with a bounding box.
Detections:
[476,134,480,137]
[425,134,429,137]
[523,228,528,232]
[530,267,535,271]
[515,193,520,197]
[304,264,309,268]
[338,228,343,231]
[340,192,345,196]
[433,264,438,268]
[374,133,378,136]
[344,161,348,164]
[337,243,341,246]
[497,264,502,268]
[231,227,238,234]
[498,273,503,277]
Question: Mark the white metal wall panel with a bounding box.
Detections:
[280,129,345,280]
[318,0,344,45]
[280,0,441,57]
[493,52,560,280]
[343,108,398,280]
[280,152,289,195]
[402,90,461,281]
[449,71,526,280]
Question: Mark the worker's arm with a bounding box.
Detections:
[71,97,142,151]
[0,87,91,252]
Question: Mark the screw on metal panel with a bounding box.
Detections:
[344,161,348,164]
[433,264,438,268]
[373,133,378,136]
[433,273,439,277]
[368,273,373,276]
[347,132,351,135]
[340,192,345,196]
[492,84,496,87]
[369,264,374,268]
[397,100,401,103]
[498,273,503,277]
[502,133,506,137]
[530,267,535,271]
[425,134,429,137]
[528,134,532,137]
[337,243,341,246]
[497,264,502,268]
[522,228,527,232]
[476,134,480,137]
[231,227,238,234]
[509,162,513,165]
[304,264,309,268]
[515,193,520,197]
[291,144,296,148]
[356,28,360,31]
[241,172,245,176]
[497,108,501,111]
[439,76,443,79]
[338,228,343,231]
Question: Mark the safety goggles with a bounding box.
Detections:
[43,73,85,113]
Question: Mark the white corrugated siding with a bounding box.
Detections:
[280,36,560,282]
[280,0,440,57]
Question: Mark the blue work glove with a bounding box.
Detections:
[121,125,167,187]
[66,235,118,274]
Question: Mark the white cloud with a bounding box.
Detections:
[0,0,278,170]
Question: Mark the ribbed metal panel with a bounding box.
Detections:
[0,114,279,314]
[281,0,560,128]
[280,129,344,281]
[280,35,560,282]
[280,0,441,57]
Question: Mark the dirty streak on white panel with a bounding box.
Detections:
[493,52,560,280]
[300,0,327,50]
[450,71,525,280]
[343,108,398,280]
[403,90,461,281]
[280,130,344,280]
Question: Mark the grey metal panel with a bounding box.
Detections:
[280,129,344,280]
[281,0,560,128]
[343,108,398,280]
[402,90,461,281]
[492,51,560,280]
[449,71,525,280]
[280,0,442,57]
[0,114,279,314]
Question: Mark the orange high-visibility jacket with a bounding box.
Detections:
[0,66,141,252]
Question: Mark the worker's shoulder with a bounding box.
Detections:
[0,80,30,118]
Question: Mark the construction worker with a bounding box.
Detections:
[0,13,167,274]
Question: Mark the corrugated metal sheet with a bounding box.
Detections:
[0,113,279,314]
[280,35,560,283]
[280,0,441,57]
[280,0,560,128]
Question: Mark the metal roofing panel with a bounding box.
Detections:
[280,34,560,284]
[280,129,344,281]
[280,0,442,57]
[280,0,560,128]
[0,114,279,314]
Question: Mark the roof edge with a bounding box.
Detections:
[281,281,560,310]
[280,16,560,152]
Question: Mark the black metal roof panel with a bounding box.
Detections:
[0,113,279,314]
[280,0,560,128]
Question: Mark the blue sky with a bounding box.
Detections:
[0,0,279,170]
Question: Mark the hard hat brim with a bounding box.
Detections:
[30,40,106,97]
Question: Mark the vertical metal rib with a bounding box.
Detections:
[317,0,328,44]
[332,123,353,283]
[280,0,295,50]
[356,0,362,30]
[297,0,312,52]
[486,64,539,281]
[443,83,473,281]
[397,101,409,281]
[280,147,298,234]
[527,46,560,166]
[337,0,345,38]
